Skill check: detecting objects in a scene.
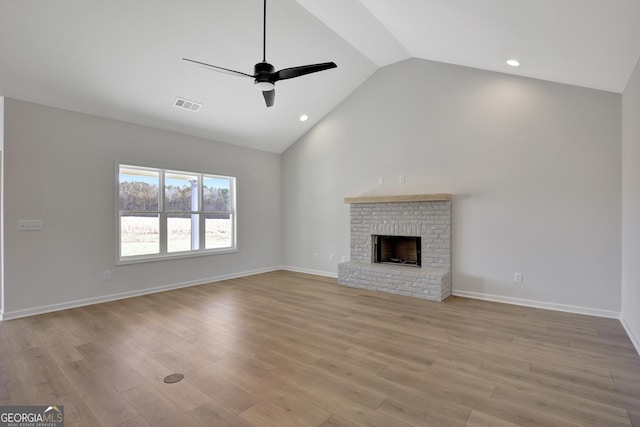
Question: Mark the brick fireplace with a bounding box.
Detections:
[338,194,452,301]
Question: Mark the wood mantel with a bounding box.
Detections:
[344,194,452,204]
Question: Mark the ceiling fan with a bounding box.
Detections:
[183,0,337,108]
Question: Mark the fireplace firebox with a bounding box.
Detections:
[372,235,421,267]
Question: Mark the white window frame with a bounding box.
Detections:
[116,163,237,265]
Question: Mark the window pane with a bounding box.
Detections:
[119,167,159,211]
[206,213,232,249]
[120,214,160,256]
[118,164,236,262]
[168,214,199,253]
[165,172,198,212]
[203,176,231,212]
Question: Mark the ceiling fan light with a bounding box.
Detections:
[254,81,275,91]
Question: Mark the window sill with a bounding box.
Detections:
[116,248,239,266]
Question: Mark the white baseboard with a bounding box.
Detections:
[452,290,620,319]
[620,315,640,356]
[0,266,281,321]
[4,270,634,357]
[280,265,338,279]
[276,272,622,319]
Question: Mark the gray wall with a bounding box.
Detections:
[3,98,282,318]
[0,97,4,315]
[622,57,640,351]
[2,57,632,327]
[282,58,622,315]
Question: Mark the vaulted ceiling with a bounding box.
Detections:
[1,0,639,153]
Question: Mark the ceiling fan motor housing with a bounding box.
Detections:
[254,62,276,92]
[255,62,275,82]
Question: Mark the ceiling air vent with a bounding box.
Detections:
[174,97,202,112]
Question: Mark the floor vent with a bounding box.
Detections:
[163,373,184,384]
[174,97,202,112]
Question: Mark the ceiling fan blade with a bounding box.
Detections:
[271,62,337,82]
[262,89,275,107]
[182,58,255,78]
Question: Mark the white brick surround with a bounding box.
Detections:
[338,197,452,301]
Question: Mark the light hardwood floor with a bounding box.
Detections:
[1,270,639,426]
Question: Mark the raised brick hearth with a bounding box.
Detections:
[338,194,452,301]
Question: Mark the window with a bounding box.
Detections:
[118,164,236,263]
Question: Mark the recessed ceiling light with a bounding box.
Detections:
[299,114,309,122]
[506,59,521,67]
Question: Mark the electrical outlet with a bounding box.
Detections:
[313,252,318,259]
[513,272,523,283]
[378,176,384,185]
[399,175,405,184]
[340,255,346,262]
[103,270,112,281]
[329,254,334,261]
[18,219,43,231]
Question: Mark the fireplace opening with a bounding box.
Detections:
[372,235,421,267]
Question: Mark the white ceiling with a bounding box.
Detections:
[301,0,640,92]
[1,0,639,153]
